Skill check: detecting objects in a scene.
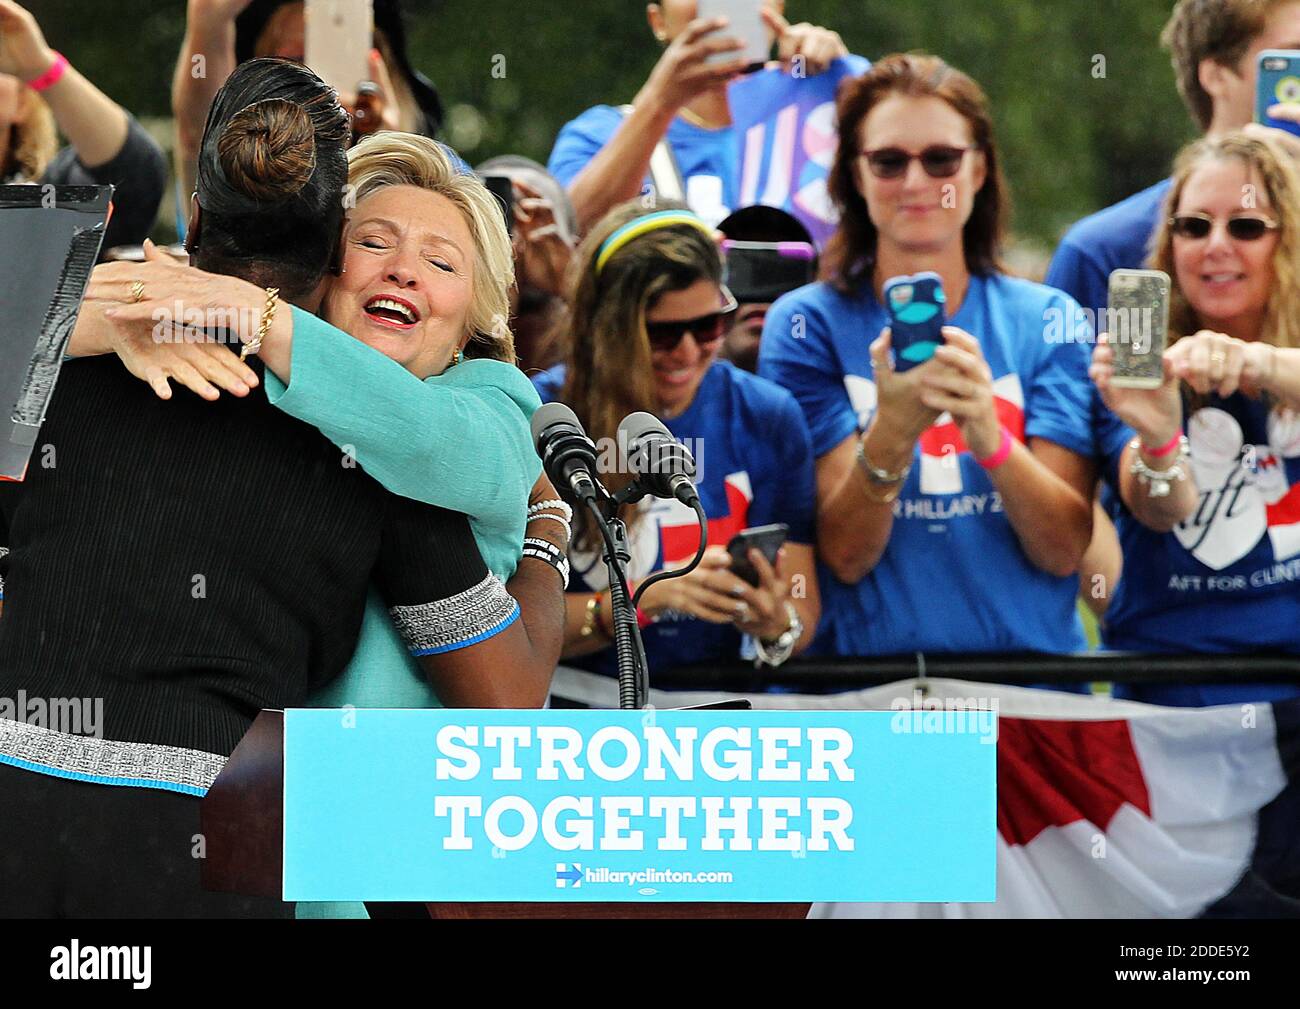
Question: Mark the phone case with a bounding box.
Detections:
[1106,269,1170,389]
[883,272,946,372]
[1256,50,1300,137]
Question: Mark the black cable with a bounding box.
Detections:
[632,497,709,610]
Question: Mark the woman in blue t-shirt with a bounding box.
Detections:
[1091,131,1300,706]
[759,53,1096,659]
[546,2,850,231]
[534,201,821,682]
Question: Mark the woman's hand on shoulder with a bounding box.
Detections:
[89,240,262,401]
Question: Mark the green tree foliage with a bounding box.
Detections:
[26,0,1196,248]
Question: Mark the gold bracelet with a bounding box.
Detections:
[240,287,280,361]
[580,593,603,639]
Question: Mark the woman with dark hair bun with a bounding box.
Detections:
[759,53,1096,662]
[185,56,351,295]
[0,58,560,918]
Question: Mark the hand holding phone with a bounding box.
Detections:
[726,524,788,587]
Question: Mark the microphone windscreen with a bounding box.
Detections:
[531,401,584,451]
[617,411,669,446]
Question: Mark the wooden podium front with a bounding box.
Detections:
[201,711,809,920]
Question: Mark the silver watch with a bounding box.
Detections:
[754,602,803,668]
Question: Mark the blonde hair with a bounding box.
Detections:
[347,131,515,363]
[1150,131,1300,354]
[5,91,57,181]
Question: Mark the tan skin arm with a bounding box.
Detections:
[414,480,568,708]
[0,1,127,169]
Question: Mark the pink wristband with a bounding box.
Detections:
[1141,429,1183,458]
[26,52,68,92]
[976,426,1013,470]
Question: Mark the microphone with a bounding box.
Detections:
[618,412,700,507]
[532,402,602,506]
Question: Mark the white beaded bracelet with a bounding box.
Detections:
[528,498,573,521]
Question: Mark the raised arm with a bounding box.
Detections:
[0,1,125,168]
[82,253,543,534]
[558,18,747,232]
[171,0,250,203]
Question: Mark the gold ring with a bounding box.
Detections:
[129,281,145,304]
[1211,351,1227,365]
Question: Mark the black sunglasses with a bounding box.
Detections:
[1169,213,1280,241]
[645,288,739,353]
[859,145,974,180]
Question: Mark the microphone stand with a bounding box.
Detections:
[582,482,652,710]
[586,482,748,712]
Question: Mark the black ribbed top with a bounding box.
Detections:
[0,354,486,756]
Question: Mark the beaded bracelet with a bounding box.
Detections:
[528,498,573,522]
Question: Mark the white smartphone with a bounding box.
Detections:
[305,0,374,96]
[696,0,770,67]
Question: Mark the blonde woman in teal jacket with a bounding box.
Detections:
[77,134,569,913]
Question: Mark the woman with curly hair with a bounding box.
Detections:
[1092,130,1300,705]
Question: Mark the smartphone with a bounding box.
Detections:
[883,272,945,372]
[696,0,770,68]
[305,0,374,97]
[1256,50,1300,137]
[482,175,515,237]
[727,523,788,587]
[722,240,816,303]
[1106,269,1170,389]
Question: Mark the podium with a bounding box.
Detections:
[201,711,809,920]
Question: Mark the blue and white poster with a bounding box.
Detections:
[728,55,870,248]
[282,707,995,903]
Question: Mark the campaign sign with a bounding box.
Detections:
[728,55,870,249]
[282,708,996,902]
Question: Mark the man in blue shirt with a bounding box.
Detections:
[1046,0,1300,314]
[547,2,854,231]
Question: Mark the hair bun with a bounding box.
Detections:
[216,98,318,203]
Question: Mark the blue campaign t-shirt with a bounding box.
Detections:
[1044,178,1173,317]
[547,105,739,224]
[758,273,1095,656]
[533,360,817,679]
[1098,392,1300,706]
[546,56,871,229]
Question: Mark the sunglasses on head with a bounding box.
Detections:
[859,145,974,180]
[645,288,739,353]
[1169,213,1280,241]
